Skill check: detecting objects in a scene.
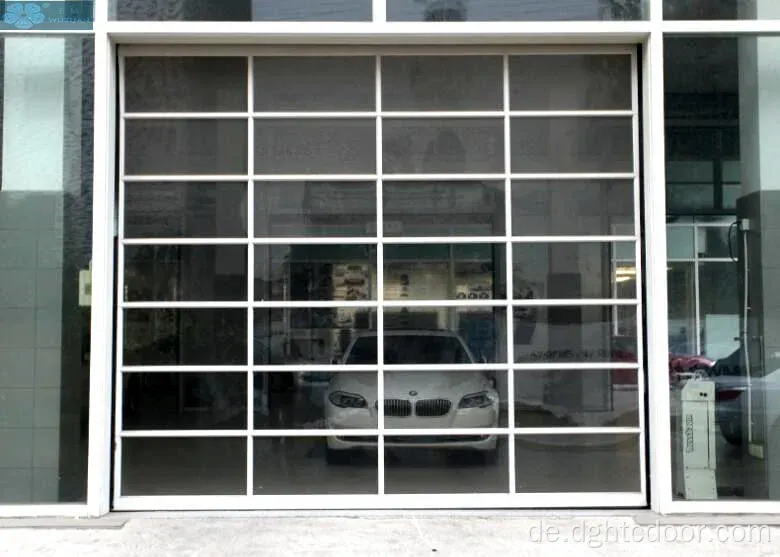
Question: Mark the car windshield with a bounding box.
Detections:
[346,335,471,364]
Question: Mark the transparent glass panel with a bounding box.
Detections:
[513,242,636,300]
[256,371,377,429]
[384,436,508,494]
[255,119,375,175]
[666,226,695,260]
[384,244,507,300]
[383,369,507,428]
[124,57,247,113]
[254,437,377,494]
[699,262,739,361]
[377,313,507,363]
[125,119,248,175]
[383,119,503,174]
[382,56,503,111]
[121,438,246,496]
[124,309,247,366]
[511,181,634,236]
[254,57,374,112]
[511,117,633,173]
[664,0,772,20]
[383,181,505,236]
[509,55,631,110]
[697,227,733,259]
[124,182,247,238]
[513,370,639,428]
[667,262,697,356]
[254,181,376,237]
[513,306,637,364]
[122,373,247,430]
[254,244,376,302]
[112,0,371,21]
[387,0,644,21]
[514,435,640,492]
[125,245,248,301]
[254,309,377,365]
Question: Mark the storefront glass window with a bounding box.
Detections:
[111,0,372,21]
[664,0,780,19]
[388,0,646,21]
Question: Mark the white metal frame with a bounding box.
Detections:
[3,0,780,518]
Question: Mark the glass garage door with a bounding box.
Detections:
[114,47,644,509]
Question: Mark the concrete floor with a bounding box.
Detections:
[0,513,778,556]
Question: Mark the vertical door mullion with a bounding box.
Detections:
[376,54,385,496]
[246,55,255,497]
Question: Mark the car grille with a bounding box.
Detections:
[415,399,452,417]
[378,399,412,417]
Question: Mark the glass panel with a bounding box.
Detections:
[387,0,644,21]
[382,56,503,111]
[513,242,636,300]
[511,180,634,236]
[256,371,377,429]
[125,119,248,175]
[384,181,505,236]
[383,436,508,494]
[664,0,774,20]
[124,57,247,113]
[112,0,371,21]
[254,244,376,302]
[511,117,633,173]
[667,262,697,356]
[125,245,248,301]
[124,309,247,366]
[254,119,375,175]
[124,183,247,238]
[378,313,507,363]
[509,55,631,111]
[0,36,92,503]
[254,437,377,494]
[121,438,246,496]
[666,226,695,259]
[699,262,739,361]
[697,227,733,259]
[513,306,637,364]
[382,369,507,428]
[254,181,376,237]
[513,370,639,428]
[254,309,377,365]
[514,435,640,492]
[384,244,507,300]
[254,57,374,112]
[123,373,247,430]
[383,119,503,174]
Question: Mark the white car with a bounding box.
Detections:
[324,329,499,464]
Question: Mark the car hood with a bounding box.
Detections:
[329,371,492,400]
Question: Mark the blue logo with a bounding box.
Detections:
[3,3,46,29]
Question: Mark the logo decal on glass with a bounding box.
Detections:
[3,3,45,29]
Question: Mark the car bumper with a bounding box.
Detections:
[327,434,498,451]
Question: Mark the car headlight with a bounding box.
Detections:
[458,391,496,409]
[328,391,368,409]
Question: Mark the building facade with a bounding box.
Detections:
[1,0,780,516]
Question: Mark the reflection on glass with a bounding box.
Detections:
[125,245,248,301]
[382,369,506,429]
[255,372,377,429]
[511,117,633,173]
[112,0,371,21]
[666,226,695,260]
[512,181,634,236]
[254,181,375,237]
[387,0,644,21]
[382,56,503,111]
[515,435,640,492]
[513,242,636,299]
[513,370,638,428]
[663,0,760,20]
[513,306,637,364]
[254,57,374,112]
[123,373,247,430]
[384,437,508,494]
[254,119,375,175]
[384,181,505,236]
[384,244,506,300]
[510,55,631,110]
[255,244,376,302]
[254,437,377,493]
[124,183,248,238]
[124,57,247,112]
[125,119,248,175]
[697,227,733,258]
[699,262,739,360]
[121,438,246,496]
[383,119,503,174]
[667,262,696,355]
[254,309,377,365]
[124,309,247,366]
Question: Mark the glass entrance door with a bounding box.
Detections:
[114,47,644,509]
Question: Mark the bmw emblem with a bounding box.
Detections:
[409,390,418,397]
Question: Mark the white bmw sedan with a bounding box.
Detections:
[324,329,499,464]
